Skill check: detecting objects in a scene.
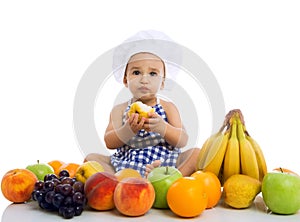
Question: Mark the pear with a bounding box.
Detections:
[75,161,104,183]
[223,174,261,209]
[127,101,155,121]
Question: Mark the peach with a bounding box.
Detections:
[1,168,38,203]
[114,177,155,217]
[84,171,119,210]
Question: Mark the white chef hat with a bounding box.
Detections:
[112,30,182,89]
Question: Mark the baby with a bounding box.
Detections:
[85,30,200,177]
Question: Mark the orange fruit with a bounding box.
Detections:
[115,168,142,181]
[58,163,80,178]
[48,160,65,176]
[167,176,207,218]
[191,170,222,208]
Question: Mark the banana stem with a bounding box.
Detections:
[225,109,245,126]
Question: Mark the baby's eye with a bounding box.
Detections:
[149,72,158,77]
[132,70,140,75]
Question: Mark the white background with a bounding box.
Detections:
[1,0,300,215]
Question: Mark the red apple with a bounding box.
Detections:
[114,177,155,217]
[1,168,38,203]
[84,171,119,210]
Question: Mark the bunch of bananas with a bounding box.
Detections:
[197,109,267,184]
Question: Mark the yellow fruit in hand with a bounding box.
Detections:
[115,168,142,181]
[127,101,155,121]
[223,174,261,209]
[75,161,104,183]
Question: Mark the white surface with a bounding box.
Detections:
[1,196,299,222]
[1,0,300,220]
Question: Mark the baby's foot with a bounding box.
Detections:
[145,160,161,178]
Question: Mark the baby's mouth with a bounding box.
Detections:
[138,86,150,92]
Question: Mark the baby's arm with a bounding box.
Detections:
[104,104,146,149]
[146,101,188,148]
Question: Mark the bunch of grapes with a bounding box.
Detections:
[31,170,86,219]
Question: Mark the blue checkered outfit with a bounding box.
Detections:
[111,99,181,177]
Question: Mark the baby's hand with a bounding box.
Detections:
[126,113,146,134]
[144,112,166,135]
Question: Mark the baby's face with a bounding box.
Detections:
[124,52,165,101]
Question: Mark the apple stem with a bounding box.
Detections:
[165,166,169,175]
[37,160,40,164]
[280,167,283,173]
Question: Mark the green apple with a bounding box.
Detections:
[26,160,54,181]
[262,171,300,215]
[147,166,182,208]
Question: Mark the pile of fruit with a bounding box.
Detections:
[1,160,104,219]
[196,109,300,213]
[0,158,221,218]
[1,109,300,218]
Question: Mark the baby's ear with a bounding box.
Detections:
[160,80,165,90]
[123,76,128,87]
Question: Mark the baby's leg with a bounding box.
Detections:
[145,160,161,178]
[176,148,201,176]
[84,153,115,174]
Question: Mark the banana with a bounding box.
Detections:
[237,118,260,180]
[197,124,226,170]
[197,131,221,170]
[223,117,240,182]
[246,134,267,181]
[202,130,230,177]
[197,109,267,184]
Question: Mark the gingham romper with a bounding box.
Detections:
[110,98,181,177]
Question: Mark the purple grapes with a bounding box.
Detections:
[31,173,86,219]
